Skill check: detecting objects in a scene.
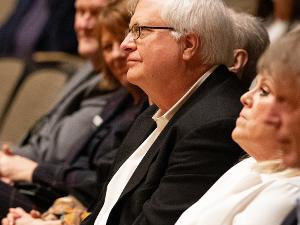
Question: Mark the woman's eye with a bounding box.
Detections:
[103,44,112,51]
[259,87,269,96]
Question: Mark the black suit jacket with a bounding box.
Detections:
[82,65,246,225]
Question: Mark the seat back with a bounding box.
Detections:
[0,0,17,25]
[32,51,84,76]
[0,57,25,119]
[0,68,67,143]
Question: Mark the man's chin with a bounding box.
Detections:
[78,45,98,58]
[126,70,140,85]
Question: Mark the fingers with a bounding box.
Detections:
[29,210,41,218]
[10,208,27,217]
[1,218,9,225]
[0,177,13,185]
[2,212,17,225]
[2,208,33,225]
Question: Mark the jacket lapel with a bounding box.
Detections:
[119,131,167,199]
[111,105,158,173]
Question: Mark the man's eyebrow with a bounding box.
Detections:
[129,22,139,28]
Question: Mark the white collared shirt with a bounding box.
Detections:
[94,65,217,225]
[175,158,300,225]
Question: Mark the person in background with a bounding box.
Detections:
[228,9,270,88]
[266,0,295,42]
[0,0,78,58]
[256,0,300,42]
[10,0,113,162]
[175,30,300,225]
[81,0,247,224]
[0,0,115,218]
[1,1,148,224]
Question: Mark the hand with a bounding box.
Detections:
[0,177,14,185]
[2,208,47,225]
[2,207,22,225]
[0,145,38,182]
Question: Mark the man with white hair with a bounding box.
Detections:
[82,0,246,224]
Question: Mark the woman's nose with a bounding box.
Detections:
[240,90,253,106]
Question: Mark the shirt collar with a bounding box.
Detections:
[152,65,218,128]
[252,159,300,182]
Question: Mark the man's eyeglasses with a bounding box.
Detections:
[126,24,175,40]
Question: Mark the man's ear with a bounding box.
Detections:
[229,49,248,78]
[182,33,199,61]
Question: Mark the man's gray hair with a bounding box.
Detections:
[161,0,235,66]
[127,0,235,66]
[258,30,300,82]
[230,9,270,86]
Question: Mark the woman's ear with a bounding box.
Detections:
[229,49,249,78]
[182,33,200,61]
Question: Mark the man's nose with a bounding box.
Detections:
[120,33,136,53]
[81,13,95,29]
